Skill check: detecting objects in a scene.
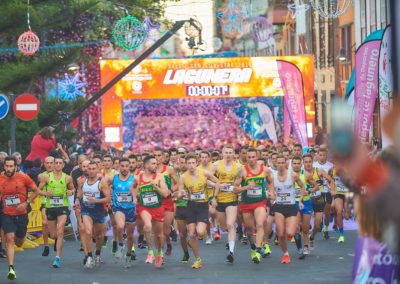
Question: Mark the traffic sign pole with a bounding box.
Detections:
[9,94,16,155]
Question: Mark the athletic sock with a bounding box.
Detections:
[95,250,101,256]
[294,233,303,250]
[323,225,329,232]
[156,250,163,257]
[339,228,344,237]
[148,249,154,255]
[228,241,235,253]
[9,265,14,270]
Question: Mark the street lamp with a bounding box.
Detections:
[338,48,346,61]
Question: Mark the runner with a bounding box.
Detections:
[76,161,110,268]
[102,154,117,249]
[313,148,334,239]
[179,153,220,268]
[210,144,243,263]
[38,156,54,257]
[303,154,334,248]
[173,155,190,264]
[330,167,348,243]
[154,148,179,256]
[273,155,305,264]
[107,158,137,267]
[0,156,41,280]
[131,155,170,268]
[38,157,75,268]
[234,148,274,264]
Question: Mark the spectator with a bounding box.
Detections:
[68,136,85,155]
[25,127,56,163]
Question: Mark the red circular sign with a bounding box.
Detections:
[13,94,40,121]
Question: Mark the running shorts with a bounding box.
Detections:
[175,206,187,221]
[216,201,239,213]
[240,200,268,214]
[2,214,28,239]
[311,195,326,213]
[162,197,175,212]
[46,207,70,221]
[334,194,345,202]
[112,207,136,223]
[137,205,165,222]
[295,199,313,215]
[81,209,107,224]
[186,201,209,224]
[273,204,298,218]
[322,192,333,204]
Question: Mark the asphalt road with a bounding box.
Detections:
[0,228,356,284]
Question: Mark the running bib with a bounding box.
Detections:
[334,178,347,193]
[247,186,262,198]
[116,192,133,203]
[220,184,234,193]
[310,190,321,198]
[83,192,100,202]
[190,192,206,201]
[276,191,295,205]
[295,188,301,199]
[49,196,63,206]
[142,192,159,206]
[5,195,21,206]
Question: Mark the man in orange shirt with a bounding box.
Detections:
[0,156,42,280]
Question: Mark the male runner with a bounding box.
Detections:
[234,148,274,264]
[38,156,54,257]
[0,156,41,280]
[179,154,220,268]
[273,155,305,264]
[303,154,334,248]
[76,162,110,268]
[131,155,170,268]
[210,144,243,263]
[108,158,136,267]
[39,157,75,268]
[313,148,334,239]
[330,167,347,243]
[292,144,303,160]
[154,148,178,256]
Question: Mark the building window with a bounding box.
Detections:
[381,0,387,27]
[346,25,352,64]
[370,0,377,32]
[360,0,367,41]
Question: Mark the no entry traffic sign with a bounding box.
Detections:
[13,94,40,121]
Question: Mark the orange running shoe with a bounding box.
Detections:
[145,253,155,264]
[281,254,291,264]
[155,256,163,268]
[214,232,221,241]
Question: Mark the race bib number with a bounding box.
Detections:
[276,192,295,205]
[49,196,63,206]
[190,192,206,201]
[5,195,21,206]
[336,185,348,193]
[247,186,262,198]
[83,192,100,203]
[295,187,301,199]
[220,184,234,193]
[116,193,133,203]
[310,190,321,198]
[142,192,159,206]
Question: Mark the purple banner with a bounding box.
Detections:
[277,60,308,147]
[355,40,381,142]
[352,236,398,284]
[283,103,291,144]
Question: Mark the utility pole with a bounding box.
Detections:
[9,94,16,155]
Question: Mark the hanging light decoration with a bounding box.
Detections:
[18,0,40,56]
[250,16,274,43]
[311,0,353,18]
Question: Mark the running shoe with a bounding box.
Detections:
[309,239,315,250]
[192,258,203,269]
[131,246,137,261]
[205,236,213,245]
[166,244,172,256]
[52,257,60,268]
[263,243,271,257]
[141,239,148,249]
[241,236,249,245]
[102,236,108,249]
[84,256,94,269]
[303,245,310,255]
[298,249,305,260]
[274,236,279,246]
[226,252,234,263]
[290,237,295,243]
[115,245,124,259]
[323,231,330,240]
[0,248,6,258]
[333,225,339,233]
[94,255,102,267]
[124,254,133,268]
[145,253,155,264]
[214,232,221,241]
[251,250,261,264]
[225,243,229,250]
[8,267,16,280]
[338,236,345,243]
[155,256,163,268]
[281,254,291,264]
[42,246,50,257]
[181,253,190,264]
[170,226,178,242]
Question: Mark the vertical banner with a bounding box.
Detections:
[277,60,308,147]
[378,26,393,148]
[283,103,291,144]
[354,40,381,143]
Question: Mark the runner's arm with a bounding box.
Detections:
[75,178,84,201]
[37,175,52,197]
[168,166,179,193]
[320,169,336,194]
[66,175,75,196]
[292,172,305,202]
[153,174,170,198]
[306,174,320,193]
[205,170,220,195]
[97,179,111,204]
[176,175,186,198]
[265,168,276,198]
[130,177,140,199]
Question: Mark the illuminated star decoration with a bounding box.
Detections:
[59,74,87,101]
[143,17,160,43]
[217,0,247,35]
[288,1,310,19]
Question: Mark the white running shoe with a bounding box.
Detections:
[94,255,102,266]
[115,246,124,259]
[124,255,133,268]
[205,236,213,245]
[303,246,310,255]
[85,256,94,269]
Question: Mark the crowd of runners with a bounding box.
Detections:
[0,143,353,280]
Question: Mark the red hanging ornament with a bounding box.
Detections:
[18,30,40,56]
